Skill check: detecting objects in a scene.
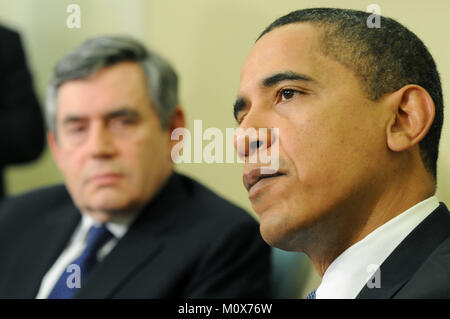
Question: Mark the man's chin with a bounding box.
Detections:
[80,192,140,215]
[261,229,303,252]
[257,209,304,251]
[90,203,130,213]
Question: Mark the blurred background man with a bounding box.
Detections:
[0,36,271,298]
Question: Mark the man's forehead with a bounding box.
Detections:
[251,23,320,59]
[56,91,142,119]
[240,23,324,84]
[256,22,321,49]
[56,63,150,118]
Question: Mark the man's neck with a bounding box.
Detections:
[305,173,435,277]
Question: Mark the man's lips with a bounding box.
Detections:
[89,172,123,186]
[243,168,286,192]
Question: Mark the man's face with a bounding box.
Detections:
[235,23,390,250]
[49,62,173,220]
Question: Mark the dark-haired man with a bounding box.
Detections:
[234,8,449,298]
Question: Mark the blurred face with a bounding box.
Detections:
[235,23,389,250]
[49,62,173,220]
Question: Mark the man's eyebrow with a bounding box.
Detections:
[233,72,315,121]
[262,71,314,87]
[233,97,246,121]
[61,107,140,125]
[105,107,140,120]
[62,115,86,126]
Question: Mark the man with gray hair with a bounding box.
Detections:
[0,35,271,298]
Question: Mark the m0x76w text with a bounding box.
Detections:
[222,303,272,314]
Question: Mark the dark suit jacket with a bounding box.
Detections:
[0,25,45,197]
[357,203,450,298]
[0,173,271,298]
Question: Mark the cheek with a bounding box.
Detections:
[120,134,168,180]
[57,150,90,202]
[59,150,84,180]
[280,113,363,189]
[280,117,332,170]
[117,143,146,179]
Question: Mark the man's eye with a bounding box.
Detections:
[277,88,303,102]
[119,118,135,125]
[112,117,137,126]
[67,125,86,134]
[282,89,295,99]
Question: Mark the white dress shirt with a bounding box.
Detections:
[315,196,440,299]
[36,212,139,299]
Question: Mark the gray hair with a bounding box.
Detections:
[45,35,179,133]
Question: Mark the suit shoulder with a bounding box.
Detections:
[176,173,256,224]
[0,184,71,220]
[399,235,450,298]
[422,236,450,276]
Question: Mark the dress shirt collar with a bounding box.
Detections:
[315,196,440,299]
[78,211,140,241]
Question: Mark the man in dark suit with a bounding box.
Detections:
[0,36,271,298]
[233,8,449,298]
[0,25,45,197]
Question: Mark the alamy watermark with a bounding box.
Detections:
[65,4,381,30]
[366,263,381,289]
[66,264,81,289]
[366,4,381,28]
[66,4,81,29]
[170,120,279,172]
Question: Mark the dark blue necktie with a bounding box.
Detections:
[306,289,317,299]
[48,224,113,299]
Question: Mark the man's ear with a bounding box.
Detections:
[386,85,435,152]
[167,105,186,153]
[47,131,64,172]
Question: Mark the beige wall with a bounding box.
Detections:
[1,0,449,219]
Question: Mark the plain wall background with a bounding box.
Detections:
[1,0,449,215]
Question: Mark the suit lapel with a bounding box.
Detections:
[357,203,450,298]
[9,203,80,298]
[74,222,163,298]
[75,173,186,298]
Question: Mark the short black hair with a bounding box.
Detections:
[259,8,444,180]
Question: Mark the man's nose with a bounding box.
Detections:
[234,111,274,159]
[88,123,117,159]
